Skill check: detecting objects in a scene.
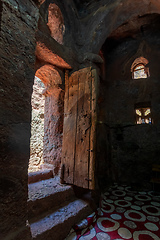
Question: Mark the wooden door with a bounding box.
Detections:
[61,67,98,190]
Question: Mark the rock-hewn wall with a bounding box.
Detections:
[97,15,160,190]
[1,0,160,238]
[0,0,38,239]
[42,69,65,175]
[29,76,45,173]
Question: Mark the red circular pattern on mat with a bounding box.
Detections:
[139,234,155,240]
[140,196,148,199]
[112,190,126,196]
[118,200,128,205]
[135,195,151,201]
[102,219,115,228]
[97,217,120,232]
[133,231,160,240]
[67,185,160,240]
[129,212,142,220]
[124,210,146,222]
[115,200,131,207]
[104,204,113,210]
[142,205,160,216]
[147,207,159,214]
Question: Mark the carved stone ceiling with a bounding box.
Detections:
[73,0,104,17]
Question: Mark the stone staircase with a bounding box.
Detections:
[28,173,93,240]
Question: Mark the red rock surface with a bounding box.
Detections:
[47,3,65,44]
[29,76,45,172]
[35,64,65,175]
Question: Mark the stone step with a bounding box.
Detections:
[28,170,54,184]
[28,177,75,220]
[30,199,92,240]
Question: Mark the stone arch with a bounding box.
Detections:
[38,1,69,44]
[131,57,149,72]
[131,57,150,79]
[96,8,160,189]
[87,0,160,53]
[28,64,66,174]
[30,63,65,175]
[32,1,72,176]
[34,6,70,174]
[47,3,65,44]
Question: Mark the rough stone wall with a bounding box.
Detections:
[98,18,160,190]
[1,3,160,240]
[43,94,62,173]
[42,72,65,175]
[29,76,45,173]
[0,0,38,239]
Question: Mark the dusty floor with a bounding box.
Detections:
[66,184,160,240]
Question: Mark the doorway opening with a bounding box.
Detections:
[28,76,45,173]
[28,2,66,181]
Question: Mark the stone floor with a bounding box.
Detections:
[66,183,160,240]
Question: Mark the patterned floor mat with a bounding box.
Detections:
[66,184,160,240]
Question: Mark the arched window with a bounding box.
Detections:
[133,63,147,79]
[131,57,150,79]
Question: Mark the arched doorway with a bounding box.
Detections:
[28,1,69,177]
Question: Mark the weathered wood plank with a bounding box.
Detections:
[61,71,78,184]
[62,67,97,190]
[74,68,91,188]
[89,68,98,190]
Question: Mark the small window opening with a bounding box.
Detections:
[131,57,150,79]
[135,107,152,124]
[133,64,147,79]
